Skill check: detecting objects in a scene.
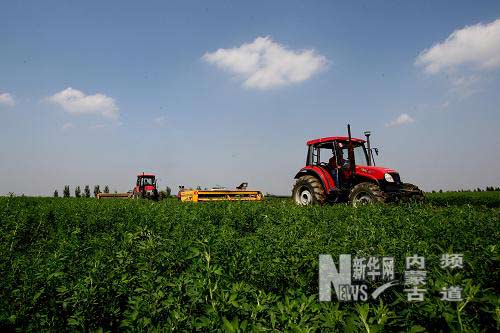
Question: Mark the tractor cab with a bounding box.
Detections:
[133,173,159,200]
[306,136,369,188]
[292,125,424,205]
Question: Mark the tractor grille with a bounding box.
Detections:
[390,173,401,184]
[381,173,402,192]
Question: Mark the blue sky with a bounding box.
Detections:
[1,0,500,195]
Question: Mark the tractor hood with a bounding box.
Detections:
[355,165,397,180]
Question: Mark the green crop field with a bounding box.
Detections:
[0,194,499,331]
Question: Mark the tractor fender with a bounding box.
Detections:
[294,166,336,193]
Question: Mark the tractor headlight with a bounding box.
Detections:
[384,173,394,182]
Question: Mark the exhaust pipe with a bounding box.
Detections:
[364,130,372,166]
[347,124,356,176]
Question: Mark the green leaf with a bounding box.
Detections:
[222,317,234,332]
[410,325,426,333]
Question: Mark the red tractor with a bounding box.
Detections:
[131,173,159,200]
[292,125,423,206]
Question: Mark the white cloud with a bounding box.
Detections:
[202,36,328,89]
[47,87,119,119]
[89,122,124,130]
[61,122,75,131]
[441,101,450,110]
[89,124,107,130]
[0,92,15,106]
[449,74,481,97]
[416,19,500,74]
[154,115,167,126]
[386,113,415,127]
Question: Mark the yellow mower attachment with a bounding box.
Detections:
[178,183,263,202]
[97,193,131,199]
[179,190,263,202]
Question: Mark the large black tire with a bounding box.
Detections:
[292,175,326,205]
[348,182,386,207]
[402,183,425,203]
[131,189,145,199]
[151,189,159,201]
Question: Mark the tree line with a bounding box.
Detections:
[53,185,172,198]
[53,185,110,198]
[430,186,500,193]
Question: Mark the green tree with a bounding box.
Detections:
[63,185,70,198]
[75,186,81,198]
[94,185,101,198]
[84,185,91,198]
[104,185,110,194]
[53,189,59,198]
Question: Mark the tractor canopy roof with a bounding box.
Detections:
[137,173,156,178]
[307,136,366,146]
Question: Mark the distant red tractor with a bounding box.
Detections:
[292,125,424,206]
[96,173,160,200]
[132,173,159,200]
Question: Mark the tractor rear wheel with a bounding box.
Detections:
[292,175,326,205]
[348,182,386,207]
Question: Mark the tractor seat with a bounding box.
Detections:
[321,160,336,176]
[325,157,340,186]
[323,157,338,175]
[328,156,338,169]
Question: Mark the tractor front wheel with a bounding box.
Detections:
[402,183,425,203]
[292,175,326,205]
[152,189,159,201]
[348,182,386,207]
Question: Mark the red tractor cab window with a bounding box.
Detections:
[307,139,369,168]
[138,176,155,186]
